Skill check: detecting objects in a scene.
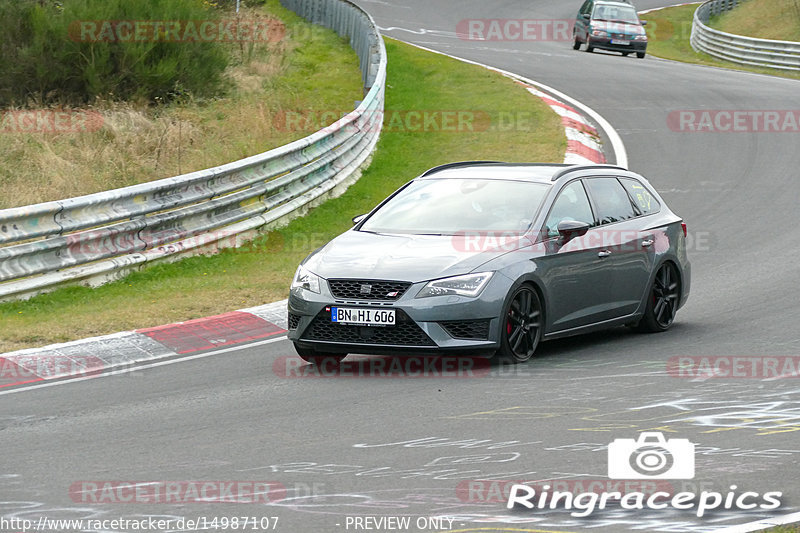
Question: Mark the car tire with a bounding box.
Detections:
[573,34,582,50]
[586,40,594,53]
[497,285,542,364]
[637,51,646,58]
[293,342,347,365]
[636,262,680,333]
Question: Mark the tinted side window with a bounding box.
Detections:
[580,0,592,15]
[585,177,636,225]
[620,178,660,215]
[545,181,594,237]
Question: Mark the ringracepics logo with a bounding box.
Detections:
[608,432,694,479]
[506,432,783,517]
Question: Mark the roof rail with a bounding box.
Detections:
[420,161,502,176]
[550,164,628,181]
[421,161,573,177]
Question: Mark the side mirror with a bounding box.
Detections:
[352,214,367,226]
[582,13,590,19]
[557,220,591,244]
[641,20,647,25]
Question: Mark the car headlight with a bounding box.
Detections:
[416,272,493,299]
[633,34,647,41]
[291,265,321,294]
[591,29,606,37]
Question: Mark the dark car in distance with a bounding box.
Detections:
[287,162,690,365]
[574,0,649,58]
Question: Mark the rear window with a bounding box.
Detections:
[620,178,660,215]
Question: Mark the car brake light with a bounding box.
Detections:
[681,222,687,237]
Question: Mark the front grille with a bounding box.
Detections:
[328,279,412,301]
[288,313,301,330]
[302,309,435,346]
[440,320,491,340]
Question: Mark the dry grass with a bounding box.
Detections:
[0,38,565,353]
[712,0,800,41]
[0,2,361,209]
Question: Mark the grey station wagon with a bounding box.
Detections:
[287,162,690,364]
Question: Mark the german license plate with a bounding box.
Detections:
[611,39,630,45]
[331,307,395,326]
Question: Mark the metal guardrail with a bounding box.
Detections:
[0,0,386,302]
[691,0,800,71]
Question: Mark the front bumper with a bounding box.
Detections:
[590,36,647,53]
[286,277,509,356]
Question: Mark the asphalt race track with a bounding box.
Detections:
[2,1,800,532]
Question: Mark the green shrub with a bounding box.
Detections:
[0,0,230,106]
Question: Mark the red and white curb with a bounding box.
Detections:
[0,300,289,389]
[517,82,606,164]
[0,45,625,391]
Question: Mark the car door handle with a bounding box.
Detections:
[598,250,612,258]
[642,239,655,247]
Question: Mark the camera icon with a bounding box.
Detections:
[608,432,695,479]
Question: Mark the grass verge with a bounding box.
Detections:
[643,4,800,80]
[0,38,565,353]
[0,0,362,209]
[711,0,800,42]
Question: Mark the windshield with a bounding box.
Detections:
[359,178,550,235]
[593,5,639,24]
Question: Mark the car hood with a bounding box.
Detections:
[302,230,511,282]
[593,20,645,35]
